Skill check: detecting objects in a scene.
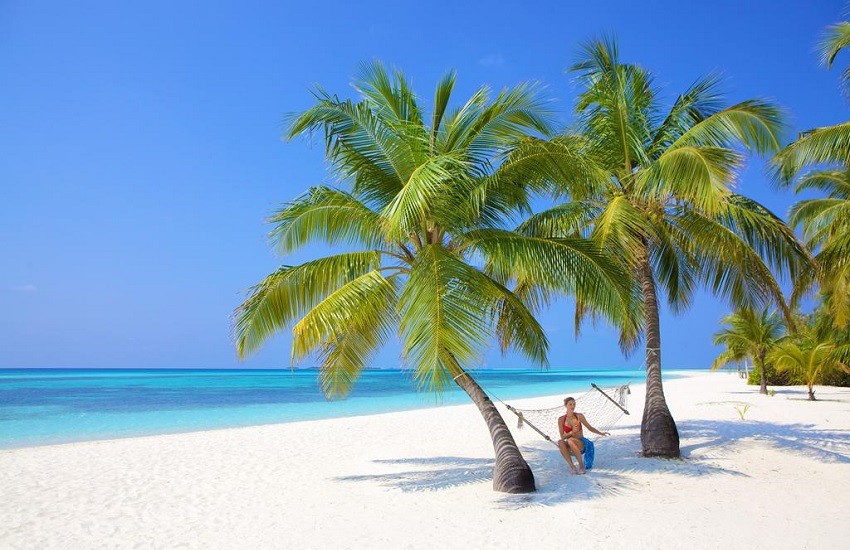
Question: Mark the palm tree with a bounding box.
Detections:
[770,315,850,400]
[711,308,784,394]
[232,63,635,493]
[774,10,850,327]
[501,38,810,457]
[787,170,850,327]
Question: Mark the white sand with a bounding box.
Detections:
[1,371,849,550]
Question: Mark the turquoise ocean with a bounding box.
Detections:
[0,367,688,450]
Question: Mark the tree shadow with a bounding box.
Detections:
[334,418,850,509]
[334,456,494,492]
[678,420,850,464]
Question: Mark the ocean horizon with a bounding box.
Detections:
[0,366,698,450]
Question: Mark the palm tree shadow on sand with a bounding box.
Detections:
[678,419,850,463]
[335,418,850,509]
[335,456,494,492]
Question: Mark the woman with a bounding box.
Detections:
[557,396,610,474]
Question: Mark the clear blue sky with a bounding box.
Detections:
[1,1,846,370]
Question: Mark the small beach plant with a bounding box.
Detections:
[498,38,810,457]
[232,63,636,493]
[734,403,751,420]
[711,308,784,395]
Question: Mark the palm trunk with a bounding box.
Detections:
[453,370,535,493]
[808,385,816,400]
[757,351,767,395]
[638,257,680,458]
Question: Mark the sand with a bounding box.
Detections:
[1,371,849,549]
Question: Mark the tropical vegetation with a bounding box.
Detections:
[711,308,784,394]
[769,310,850,400]
[232,63,637,493]
[774,12,850,332]
[234,12,850,492]
[496,38,809,457]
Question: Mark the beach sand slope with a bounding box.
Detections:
[1,371,848,549]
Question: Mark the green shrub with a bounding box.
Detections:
[820,370,850,387]
[749,363,850,387]
[747,363,796,386]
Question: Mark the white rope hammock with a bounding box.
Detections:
[505,384,631,445]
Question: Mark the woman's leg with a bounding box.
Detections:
[558,440,577,474]
[568,438,586,474]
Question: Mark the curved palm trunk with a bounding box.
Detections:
[453,371,535,493]
[638,258,681,458]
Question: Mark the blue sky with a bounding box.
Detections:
[1,1,846,370]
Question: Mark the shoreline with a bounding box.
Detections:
[2,371,848,549]
[1,367,671,451]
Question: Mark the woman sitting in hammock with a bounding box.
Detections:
[557,396,610,474]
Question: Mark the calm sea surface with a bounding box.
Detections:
[0,367,681,450]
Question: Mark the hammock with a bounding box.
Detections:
[504,383,631,446]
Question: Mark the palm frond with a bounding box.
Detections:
[397,245,496,392]
[464,229,638,329]
[286,94,423,207]
[431,70,457,149]
[498,135,610,199]
[649,74,724,156]
[668,100,784,155]
[573,44,655,174]
[722,195,813,284]
[268,187,385,254]
[646,214,698,312]
[515,201,601,239]
[354,61,425,127]
[233,252,383,358]
[793,168,850,196]
[676,208,794,321]
[819,21,850,69]
[773,122,850,184]
[291,270,397,365]
[639,145,742,213]
[789,197,850,246]
[380,152,472,241]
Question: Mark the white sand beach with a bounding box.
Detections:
[1,371,849,550]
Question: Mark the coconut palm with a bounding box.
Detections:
[500,38,810,457]
[711,308,784,394]
[786,169,850,327]
[774,13,850,328]
[232,63,635,493]
[770,315,850,400]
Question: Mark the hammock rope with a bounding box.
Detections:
[503,383,631,447]
[456,360,646,447]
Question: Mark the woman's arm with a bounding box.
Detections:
[557,414,568,440]
[578,413,609,436]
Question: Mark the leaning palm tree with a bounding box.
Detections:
[501,38,810,457]
[232,63,635,493]
[711,308,784,394]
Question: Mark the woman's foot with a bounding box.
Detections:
[577,467,586,475]
[569,465,578,475]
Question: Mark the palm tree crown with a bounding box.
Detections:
[502,38,809,456]
[232,63,635,492]
[711,308,784,394]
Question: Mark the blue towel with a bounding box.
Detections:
[581,437,595,469]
